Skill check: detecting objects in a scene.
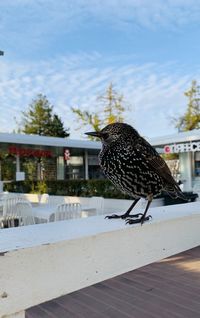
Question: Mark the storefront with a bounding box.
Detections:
[0,132,102,183]
[150,129,200,192]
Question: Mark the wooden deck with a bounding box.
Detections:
[26,246,200,318]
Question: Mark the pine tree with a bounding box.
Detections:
[48,114,69,138]
[21,94,69,137]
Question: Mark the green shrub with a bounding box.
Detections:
[4,179,131,199]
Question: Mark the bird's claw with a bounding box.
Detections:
[125,215,152,225]
[105,214,121,219]
[126,213,143,219]
[105,212,143,220]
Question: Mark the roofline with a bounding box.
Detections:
[0,129,200,150]
[149,129,200,147]
[0,132,101,150]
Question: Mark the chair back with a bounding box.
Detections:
[50,203,81,222]
[89,196,104,215]
[0,216,20,229]
[48,195,65,206]
[3,195,26,216]
[40,193,49,204]
[15,201,35,226]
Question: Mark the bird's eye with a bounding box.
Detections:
[102,133,109,140]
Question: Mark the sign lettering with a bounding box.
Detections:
[8,146,52,158]
[164,142,200,153]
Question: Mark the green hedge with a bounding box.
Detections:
[4,179,131,199]
[5,180,197,202]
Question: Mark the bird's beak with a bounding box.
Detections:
[85,131,102,138]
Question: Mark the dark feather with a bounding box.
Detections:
[136,137,186,199]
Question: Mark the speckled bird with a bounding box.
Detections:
[85,122,186,225]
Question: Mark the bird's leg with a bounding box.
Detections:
[126,195,153,225]
[105,198,142,219]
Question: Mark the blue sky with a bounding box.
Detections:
[0,0,200,139]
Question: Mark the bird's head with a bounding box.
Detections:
[85,122,140,146]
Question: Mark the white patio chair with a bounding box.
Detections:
[89,197,104,215]
[0,215,20,228]
[49,203,81,222]
[48,195,65,206]
[3,195,26,217]
[15,201,35,226]
[40,193,49,204]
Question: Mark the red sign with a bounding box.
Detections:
[64,149,70,161]
[164,145,171,154]
[8,146,52,158]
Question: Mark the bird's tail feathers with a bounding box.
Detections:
[165,184,187,201]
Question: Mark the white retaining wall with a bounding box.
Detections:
[0,202,200,317]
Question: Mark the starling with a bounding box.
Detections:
[85,123,186,225]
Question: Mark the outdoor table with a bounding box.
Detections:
[80,206,97,218]
[32,204,56,223]
[32,204,97,223]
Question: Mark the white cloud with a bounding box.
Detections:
[0,1,199,139]
[0,54,198,138]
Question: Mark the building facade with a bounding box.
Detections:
[150,129,200,192]
[0,133,102,184]
[1,130,200,193]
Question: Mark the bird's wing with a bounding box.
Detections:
[131,137,185,199]
[136,137,178,187]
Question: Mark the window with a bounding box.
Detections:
[194,152,200,176]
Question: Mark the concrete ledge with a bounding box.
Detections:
[0,202,200,317]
